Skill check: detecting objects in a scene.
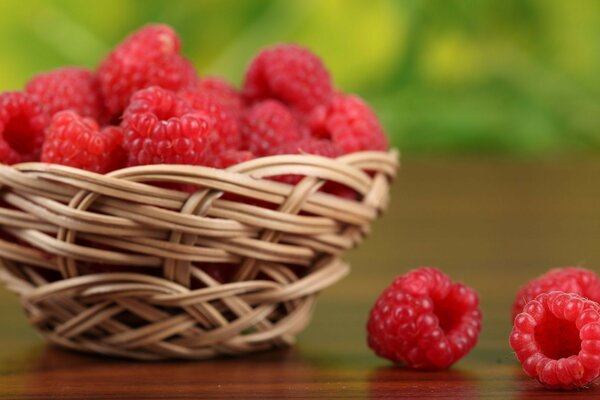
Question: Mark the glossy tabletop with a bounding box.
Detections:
[2,156,600,399]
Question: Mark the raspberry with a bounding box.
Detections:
[98,24,198,119]
[270,138,352,198]
[196,77,243,115]
[240,100,304,156]
[510,291,600,389]
[367,267,482,370]
[0,92,48,164]
[513,267,600,322]
[25,67,103,120]
[206,150,254,169]
[121,86,213,166]
[274,138,341,158]
[180,89,241,153]
[41,111,126,173]
[243,44,333,113]
[310,93,388,154]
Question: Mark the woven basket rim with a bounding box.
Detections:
[0,149,399,360]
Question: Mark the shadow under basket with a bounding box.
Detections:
[0,150,399,360]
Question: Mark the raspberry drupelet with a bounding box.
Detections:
[0,92,48,165]
[510,291,600,389]
[98,24,198,119]
[243,44,334,114]
[512,267,600,322]
[121,86,214,166]
[367,267,482,370]
[41,111,125,173]
[25,67,104,120]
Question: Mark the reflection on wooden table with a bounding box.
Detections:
[1,157,600,398]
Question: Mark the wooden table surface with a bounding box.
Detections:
[2,157,600,399]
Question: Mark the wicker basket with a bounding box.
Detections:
[0,150,398,360]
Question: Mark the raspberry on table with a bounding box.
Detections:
[243,44,333,113]
[310,93,389,154]
[196,76,243,115]
[41,111,126,173]
[121,86,214,166]
[97,24,198,119]
[0,92,48,164]
[510,291,600,390]
[367,267,482,370]
[180,89,241,153]
[512,267,600,322]
[240,100,304,157]
[25,67,104,121]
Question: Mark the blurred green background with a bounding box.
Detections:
[1,0,599,156]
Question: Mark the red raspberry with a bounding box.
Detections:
[240,100,303,156]
[180,89,241,153]
[98,24,198,119]
[367,267,482,370]
[41,111,125,173]
[510,291,600,389]
[274,138,341,158]
[121,86,213,166]
[196,76,243,115]
[25,67,103,120]
[243,44,333,113]
[271,138,355,199]
[310,93,388,154]
[206,150,254,169]
[0,92,48,164]
[513,267,600,322]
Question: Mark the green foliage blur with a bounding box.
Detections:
[1,0,599,156]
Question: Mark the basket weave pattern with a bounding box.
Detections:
[0,151,398,360]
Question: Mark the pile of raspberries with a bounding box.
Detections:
[0,24,388,176]
[367,266,600,390]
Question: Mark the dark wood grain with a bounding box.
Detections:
[3,156,600,399]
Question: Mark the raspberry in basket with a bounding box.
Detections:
[274,138,342,158]
[512,267,600,321]
[0,92,48,164]
[98,24,198,119]
[310,93,389,154]
[240,100,304,156]
[122,86,214,166]
[367,267,482,369]
[510,291,600,389]
[41,111,126,173]
[180,89,241,153]
[196,76,243,115]
[272,138,355,199]
[206,150,255,169]
[25,67,104,120]
[243,44,333,113]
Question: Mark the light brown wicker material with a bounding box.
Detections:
[0,150,398,360]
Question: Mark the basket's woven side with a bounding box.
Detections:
[0,150,398,360]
